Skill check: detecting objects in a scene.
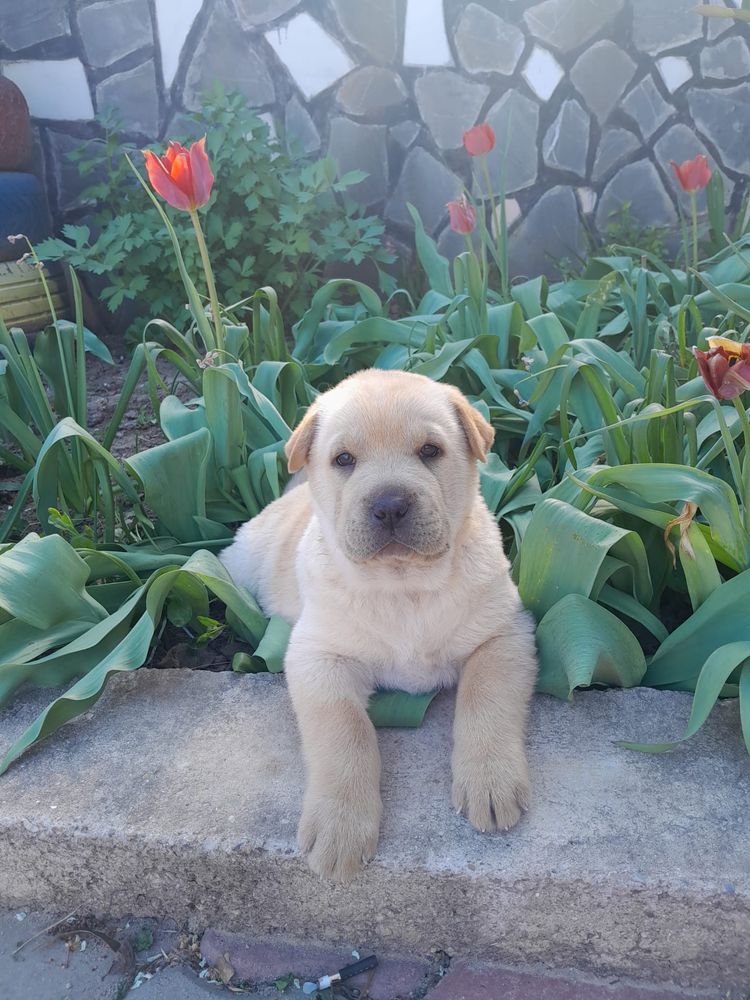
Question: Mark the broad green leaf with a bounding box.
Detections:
[518,498,652,619]
[126,428,211,542]
[535,594,646,700]
[367,689,438,728]
[645,567,750,690]
[0,533,106,628]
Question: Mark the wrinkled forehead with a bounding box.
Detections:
[316,377,459,454]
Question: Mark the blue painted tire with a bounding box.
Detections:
[0,172,49,262]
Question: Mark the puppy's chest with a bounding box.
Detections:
[341,588,487,692]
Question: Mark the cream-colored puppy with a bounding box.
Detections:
[221,369,537,881]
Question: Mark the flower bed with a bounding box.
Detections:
[2,115,750,774]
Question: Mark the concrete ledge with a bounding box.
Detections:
[0,671,747,990]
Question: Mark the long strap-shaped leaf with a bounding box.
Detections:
[618,641,750,753]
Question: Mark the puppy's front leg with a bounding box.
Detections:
[285,641,381,882]
[452,629,537,832]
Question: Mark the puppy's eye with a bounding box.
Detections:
[419,443,441,459]
[334,452,356,468]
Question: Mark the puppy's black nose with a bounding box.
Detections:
[370,492,410,530]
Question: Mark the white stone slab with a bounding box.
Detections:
[522,46,564,102]
[657,55,693,93]
[154,0,203,89]
[1,59,93,120]
[403,0,453,67]
[265,12,355,100]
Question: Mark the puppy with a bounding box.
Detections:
[220,369,538,881]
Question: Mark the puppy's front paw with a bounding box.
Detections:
[451,748,530,833]
[298,792,381,882]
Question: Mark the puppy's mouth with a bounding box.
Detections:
[369,538,447,563]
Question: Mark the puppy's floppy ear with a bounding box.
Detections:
[285,402,319,474]
[449,389,494,462]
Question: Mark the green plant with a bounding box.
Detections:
[34,89,395,336]
[5,147,750,771]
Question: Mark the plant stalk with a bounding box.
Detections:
[189,208,225,353]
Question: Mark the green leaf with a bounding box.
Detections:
[407,203,453,297]
[619,641,750,753]
[518,498,652,619]
[535,594,646,700]
[645,567,750,690]
[0,533,106,628]
[367,689,438,728]
[126,429,212,542]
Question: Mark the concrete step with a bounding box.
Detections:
[0,670,747,991]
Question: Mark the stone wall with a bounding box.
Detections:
[2,0,750,277]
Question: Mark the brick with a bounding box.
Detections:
[200,929,430,998]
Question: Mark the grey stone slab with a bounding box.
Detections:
[331,0,399,63]
[700,35,750,81]
[475,89,540,195]
[328,117,388,205]
[336,66,408,117]
[47,130,104,215]
[184,5,275,112]
[0,910,125,1000]
[1,0,70,51]
[284,96,320,156]
[524,0,624,54]
[78,0,153,69]
[390,120,421,149]
[0,671,748,989]
[415,70,490,151]
[387,147,462,232]
[570,40,636,123]
[654,123,733,203]
[596,158,678,235]
[509,186,585,279]
[592,127,642,182]
[688,83,750,174]
[631,0,704,55]
[542,98,589,176]
[455,4,526,76]
[621,74,674,140]
[96,60,159,138]
[232,0,299,28]
[133,966,223,998]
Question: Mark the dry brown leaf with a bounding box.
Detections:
[663,502,698,567]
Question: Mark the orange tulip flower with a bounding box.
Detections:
[463,123,495,157]
[670,154,711,194]
[143,137,214,211]
[447,194,477,235]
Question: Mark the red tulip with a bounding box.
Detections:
[463,123,495,157]
[143,137,214,211]
[447,194,477,235]
[670,154,711,193]
[693,337,750,400]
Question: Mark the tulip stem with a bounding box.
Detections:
[690,191,699,272]
[480,156,509,301]
[189,208,224,353]
[732,396,750,531]
[712,398,744,501]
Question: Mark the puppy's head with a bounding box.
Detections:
[285,370,493,567]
